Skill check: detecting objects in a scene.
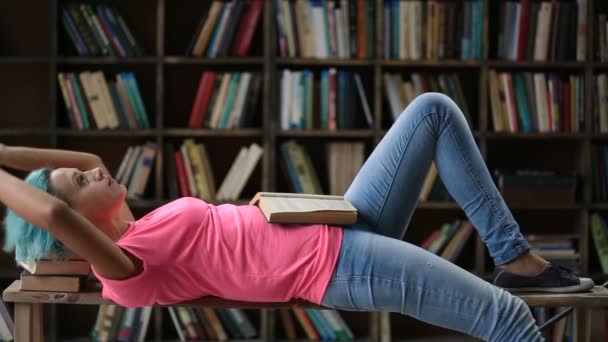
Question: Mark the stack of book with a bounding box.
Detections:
[115,142,158,199]
[18,258,91,292]
[276,0,375,59]
[166,140,263,201]
[526,234,580,274]
[280,69,373,130]
[187,0,264,57]
[57,71,151,130]
[188,71,262,129]
[494,169,577,205]
[382,0,483,60]
[488,71,584,133]
[383,72,471,125]
[60,2,144,57]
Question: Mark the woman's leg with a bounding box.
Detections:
[321,229,543,342]
[345,92,526,265]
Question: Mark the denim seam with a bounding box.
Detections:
[445,119,508,230]
[372,111,439,228]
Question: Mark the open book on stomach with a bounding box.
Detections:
[249,192,358,225]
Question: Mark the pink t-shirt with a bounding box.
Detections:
[92,197,344,308]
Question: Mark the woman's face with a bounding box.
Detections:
[50,167,126,222]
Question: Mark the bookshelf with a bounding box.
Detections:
[0,0,606,340]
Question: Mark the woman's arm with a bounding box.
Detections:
[0,168,138,279]
[0,144,135,222]
[0,144,102,172]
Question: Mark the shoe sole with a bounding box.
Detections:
[502,282,595,293]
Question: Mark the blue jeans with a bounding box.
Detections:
[320,93,543,341]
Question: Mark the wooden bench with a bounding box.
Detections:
[4,279,608,342]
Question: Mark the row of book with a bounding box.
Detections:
[188,71,262,129]
[168,307,256,341]
[594,74,608,133]
[532,307,577,342]
[186,0,263,57]
[420,219,475,263]
[382,0,483,61]
[383,72,472,124]
[494,169,577,205]
[166,140,263,201]
[488,71,585,133]
[92,305,152,342]
[61,2,143,57]
[280,69,373,130]
[592,143,608,202]
[115,142,158,199]
[527,234,580,275]
[276,0,375,59]
[58,71,151,130]
[279,308,354,340]
[91,305,355,342]
[497,1,585,62]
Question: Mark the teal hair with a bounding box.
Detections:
[3,168,68,261]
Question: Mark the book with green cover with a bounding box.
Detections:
[591,213,608,273]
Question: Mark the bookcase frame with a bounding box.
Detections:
[0,0,606,340]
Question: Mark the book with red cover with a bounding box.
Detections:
[188,71,217,128]
[231,0,264,56]
[517,0,531,60]
[174,150,191,197]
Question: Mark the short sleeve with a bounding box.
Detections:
[91,244,157,308]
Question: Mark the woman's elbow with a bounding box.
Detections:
[42,201,71,229]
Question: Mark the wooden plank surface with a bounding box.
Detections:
[2,280,323,308]
[517,286,608,307]
[5,279,608,309]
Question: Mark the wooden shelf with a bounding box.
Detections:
[0,57,51,64]
[164,56,265,65]
[590,133,608,139]
[276,129,375,138]
[55,129,158,137]
[381,59,482,68]
[163,128,264,137]
[56,57,157,64]
[507,203,584,210]
[416,202,460,210]
[590,203,608,210]
[485,132,586,140]
[487,60,587,69]
[0,128,51,135]
[276,57,373,66]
